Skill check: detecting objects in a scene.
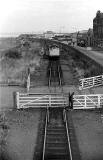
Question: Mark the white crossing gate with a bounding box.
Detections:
[16,92,68,109]
[15,92,103,110]
[79,74,103,90]
[73,94,103,109]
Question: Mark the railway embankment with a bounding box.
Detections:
[67,45,103,78]
[74,46,103,67]
[68,110,103,160]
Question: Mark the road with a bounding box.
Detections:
[75,46,103,67]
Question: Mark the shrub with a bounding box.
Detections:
[5,50,22,59]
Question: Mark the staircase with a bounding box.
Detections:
[44,108,71,160]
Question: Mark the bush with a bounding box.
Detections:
[5,50,22,59]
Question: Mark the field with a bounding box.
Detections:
[0,38,42,85]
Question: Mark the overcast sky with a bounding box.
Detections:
[0,0,103,35]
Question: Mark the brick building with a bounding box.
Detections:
[93,10,103,47]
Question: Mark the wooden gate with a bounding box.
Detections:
[15,92,103,110]
[15,92,68,109]
[73,94,103,109]
[79,74,103,90]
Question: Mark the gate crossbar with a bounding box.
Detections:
[73,97,85,108]
[20,95,49,108]
[86,96,99,108]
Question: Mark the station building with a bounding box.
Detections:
[93,10,103,47]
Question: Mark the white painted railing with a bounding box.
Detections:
[15,92,103,110]
[73,94,103,109]
[16,92,68,109]
[79,74,103,90]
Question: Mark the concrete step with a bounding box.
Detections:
[46,143,68,148]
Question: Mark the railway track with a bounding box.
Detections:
[42,108,72,160]
[47,56,63,92]
[41,51,81,160]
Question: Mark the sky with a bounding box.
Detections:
[0,0,103,35]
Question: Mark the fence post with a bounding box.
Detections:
[98,95,101,108]
[93,77,95,87]
[49,95,51,107]
[85,95,86,108]
[82,80,84,89]
[102,75,103,85]
[79,79,83,90]
[27,74,30,93]
[16,92,19,109]
[13,92,17,110]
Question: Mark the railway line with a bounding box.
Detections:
[47,56,63,92]
[41,48,81,160]
[42,108,72,160]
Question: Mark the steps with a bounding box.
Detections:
[44,114,71,160]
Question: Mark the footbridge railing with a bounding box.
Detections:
[79,74,103,90]
[15,92,68,109]
[73,94,103,109]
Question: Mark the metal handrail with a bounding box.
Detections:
[42,108,48,160]
[63,109,73,160]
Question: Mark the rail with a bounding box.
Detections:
[63,109,73,160]
[42,108,48,160]
[47,57,63,93]
[79,74,103,90]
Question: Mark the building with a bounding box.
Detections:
[44,31,55,39]
[70,32,78,46]
[77,30,88,47]
[93,10,103,47]
[86,28,93,47]
[53,34,72,45]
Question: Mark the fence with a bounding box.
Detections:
[73,94,103,109]
[15,92,103,110]
[79,74,103,90]
[16,92,68,109]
